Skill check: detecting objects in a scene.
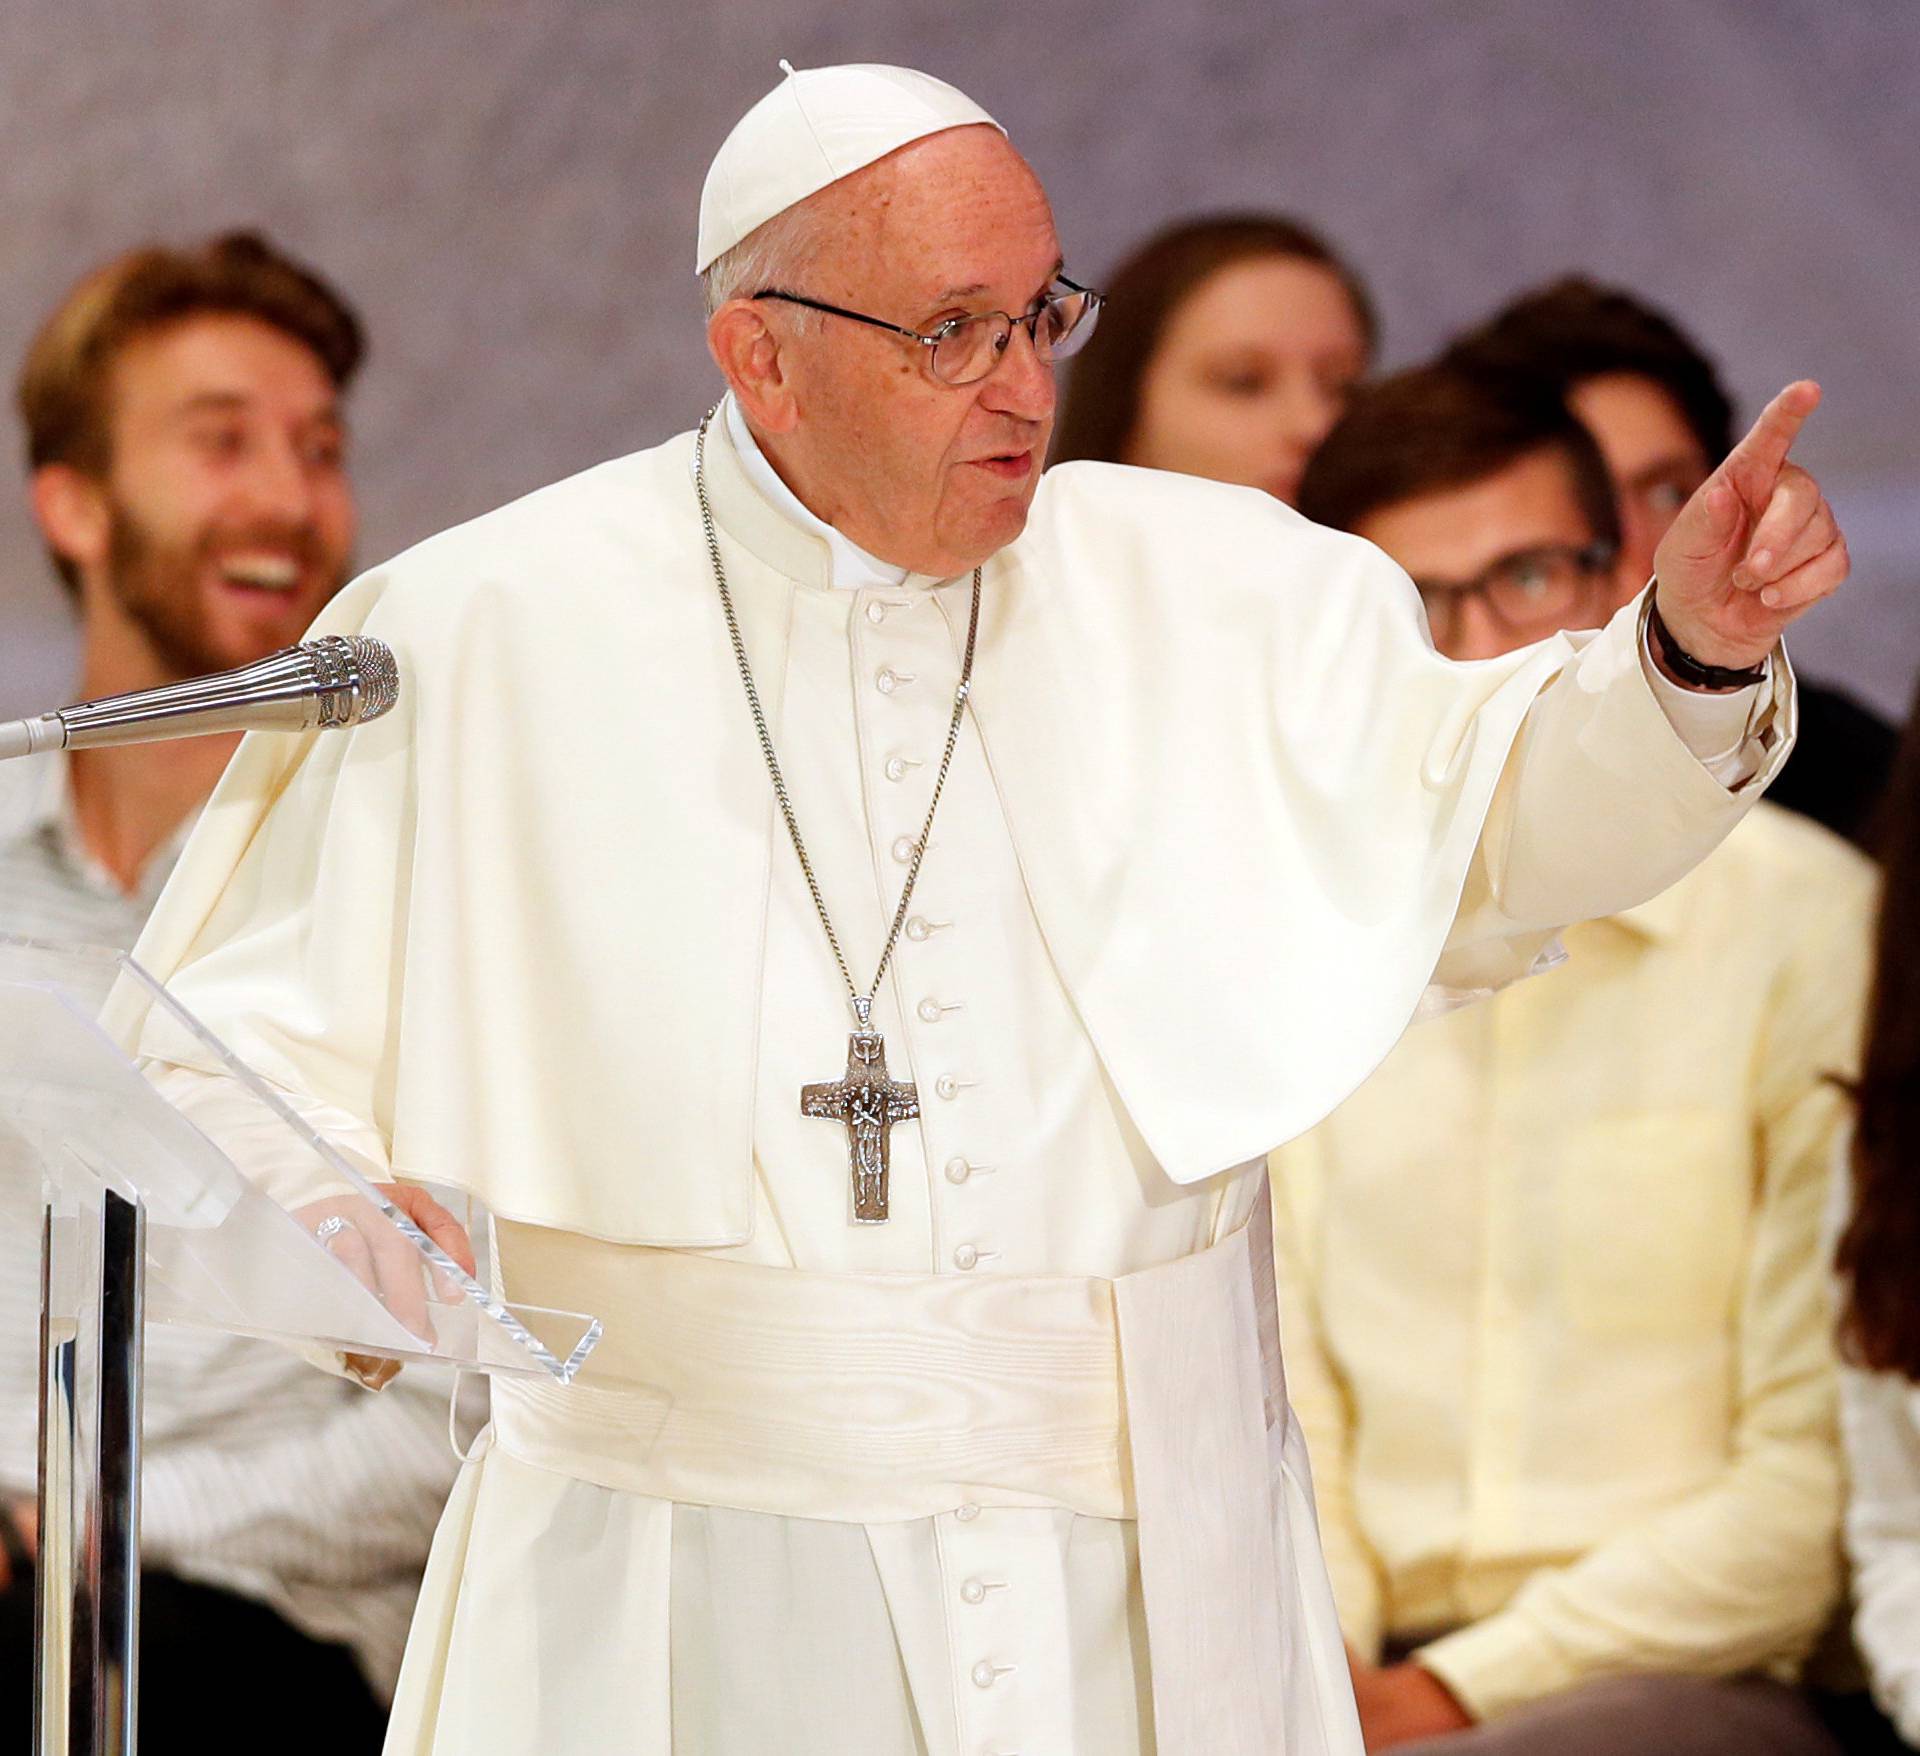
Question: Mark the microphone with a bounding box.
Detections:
[0,636,400,762]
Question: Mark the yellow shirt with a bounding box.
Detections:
[1271,801,1875,1722]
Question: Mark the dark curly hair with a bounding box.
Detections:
[1443,275,1733,461]
[1296,360,1620,557]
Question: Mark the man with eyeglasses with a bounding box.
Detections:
[107,62,1848,1756]
[1443,277,1898,852]
[1276,362,1871,1755]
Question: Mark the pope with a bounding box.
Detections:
[110,61,1844,1756]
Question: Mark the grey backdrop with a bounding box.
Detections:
[3,0,1915,719]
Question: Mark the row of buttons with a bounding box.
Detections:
[865,605,1031,1756]
[863,592,995,1280]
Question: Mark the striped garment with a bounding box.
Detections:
[0,749,462,1699]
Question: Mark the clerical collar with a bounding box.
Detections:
[722,395,910,593]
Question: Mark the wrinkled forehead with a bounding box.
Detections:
[815,127,1061,306]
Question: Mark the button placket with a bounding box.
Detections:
[857,586,995,1268]
[941,1505,1043,1753]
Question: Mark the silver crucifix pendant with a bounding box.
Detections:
[801,1002,919,1223]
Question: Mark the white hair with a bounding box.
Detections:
[701,200,829,328]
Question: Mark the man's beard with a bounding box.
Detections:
[104,498,347,680]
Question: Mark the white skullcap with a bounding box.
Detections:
[696,60,1003,274]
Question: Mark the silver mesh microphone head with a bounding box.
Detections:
[308,635,400,727]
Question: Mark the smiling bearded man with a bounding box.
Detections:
[108,63,1848,1756]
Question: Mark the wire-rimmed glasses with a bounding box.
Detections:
[752,276,1103,385]
[1413,542,1619,645]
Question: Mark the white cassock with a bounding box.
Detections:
[106,400,1788,1756]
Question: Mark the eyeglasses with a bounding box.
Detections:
[751,276,1103,386]
[1412,542,1618,643]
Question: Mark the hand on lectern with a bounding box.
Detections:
[293,1183,477,1386]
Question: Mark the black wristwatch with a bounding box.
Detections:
[1648,597,1770,692]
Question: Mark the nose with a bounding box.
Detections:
[977,319,1055,423]
[1442,594,1520,662]
[242,430,318,529]
[1274,372,1342,457]
[1618,503,1662,593]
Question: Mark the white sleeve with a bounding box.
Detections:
[1840,1361,1920,1745]
[1637,621,1773,789]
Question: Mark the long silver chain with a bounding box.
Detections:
[694,406,982,1029]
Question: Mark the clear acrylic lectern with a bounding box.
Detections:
[0,935,602,1756]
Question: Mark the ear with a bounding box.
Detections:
[30,464,111,578]
[706,299,800,435]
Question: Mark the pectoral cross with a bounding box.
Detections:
[801,1008,919,1224]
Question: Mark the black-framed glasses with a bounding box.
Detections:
[1412,542,1618,642]
[751,276,1104,386]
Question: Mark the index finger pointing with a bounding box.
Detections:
[1726,379,1821,487]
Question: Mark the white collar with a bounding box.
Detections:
[722,395,910,594]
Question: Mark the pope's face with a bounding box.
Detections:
[758,126,1063,577]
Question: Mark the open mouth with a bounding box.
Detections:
[969,450,1034,481]
[217,553,305,595]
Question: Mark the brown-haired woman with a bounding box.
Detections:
[1051,213,1376,506]
[1834,675,1920,1749]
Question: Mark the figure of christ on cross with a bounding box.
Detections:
[801,1029,921,1223]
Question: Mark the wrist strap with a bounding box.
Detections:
[1648,597,1770,692]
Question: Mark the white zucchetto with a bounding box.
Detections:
[696,61,1003,274]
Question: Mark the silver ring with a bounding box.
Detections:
[314,1216,349,1249]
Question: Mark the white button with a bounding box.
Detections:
[875,667,903,694]
[945,1157,971,1185]
[891,836,917,864]
[865,601,887,624]
[955,1502,981,1521]
[953,1243,979,1271]
[961,1578,987,1605]
[918,999,945,1023]
[971,1660,996,1690]
[905,916,934,941]
[884,755,912,782]
[935,1075,960,1100]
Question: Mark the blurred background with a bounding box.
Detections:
[2,0,1914,716]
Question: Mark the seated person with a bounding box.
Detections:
[1271,362,1876,1755]
[1049,210,1375,505]
[0,232,460,1751]
[1444,276,1898,850]
[1833,676,1920,1749]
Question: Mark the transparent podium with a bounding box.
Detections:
[0,936,602,1756]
